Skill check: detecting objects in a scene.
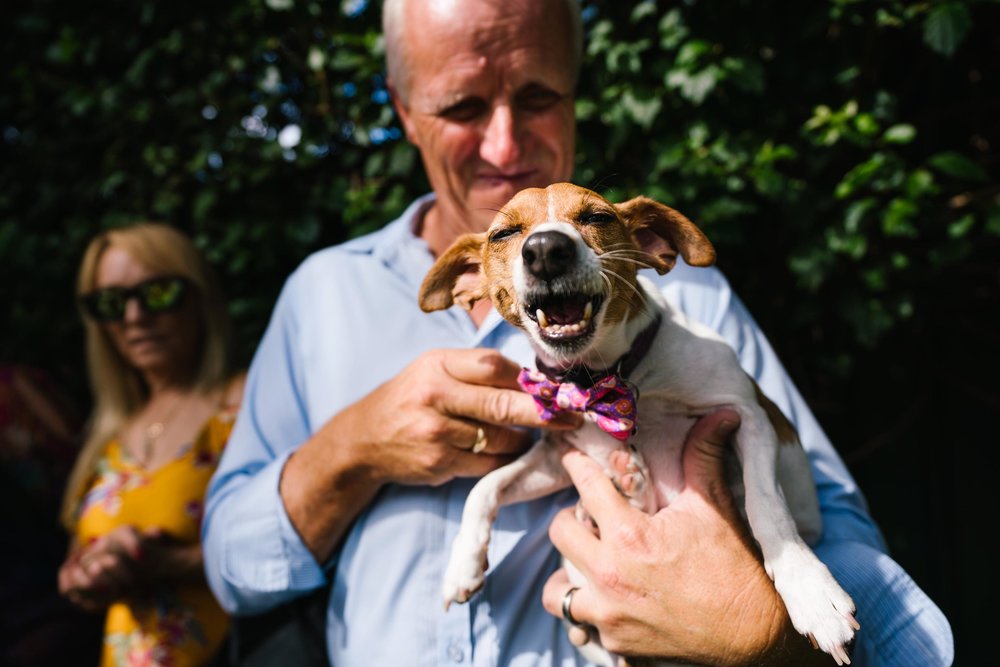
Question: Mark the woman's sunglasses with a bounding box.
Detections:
[79,276,189,322]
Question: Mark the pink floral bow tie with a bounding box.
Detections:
[517,368,637,441]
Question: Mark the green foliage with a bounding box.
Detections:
[571,0,998,376]
[2,0,997,394]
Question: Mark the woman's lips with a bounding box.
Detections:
[126,334,165,349]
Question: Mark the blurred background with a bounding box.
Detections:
[3,0,996,663]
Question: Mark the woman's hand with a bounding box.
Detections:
[59,526,204,610]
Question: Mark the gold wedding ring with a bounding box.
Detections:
[471,427,488,453]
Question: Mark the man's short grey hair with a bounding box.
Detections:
[382,0,583,105]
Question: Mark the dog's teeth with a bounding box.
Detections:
[584,301,593,320]
[536,309,548,328]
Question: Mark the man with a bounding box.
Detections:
[202,0,953,665]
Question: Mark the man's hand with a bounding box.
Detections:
[342,348,579,486]
[280,348,581,562]
[541,410,831,667]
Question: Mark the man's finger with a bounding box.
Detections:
[558,448,636,527]
[439,382,580,430]
[682,409,740,496]
[541,571,597,629]
[439,348,524,388]
[540,567,572,618]
[547,506,603,577]
[448,418,533,456]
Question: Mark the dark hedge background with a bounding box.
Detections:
[3,1,997,663]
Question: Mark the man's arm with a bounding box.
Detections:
[202,266,580,614]
[278,348,580,563]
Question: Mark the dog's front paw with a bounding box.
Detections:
[442,538,489,610]
[770,549,859,665]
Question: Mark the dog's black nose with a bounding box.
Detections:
[522,231,576,280]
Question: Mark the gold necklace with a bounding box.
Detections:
[138,395,184,466]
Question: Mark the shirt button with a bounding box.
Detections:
[447,643,464,663]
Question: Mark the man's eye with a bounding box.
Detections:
[517,88,563,112]
[579,211,615,225]
[440,98,487,122]
[489,227,521,242]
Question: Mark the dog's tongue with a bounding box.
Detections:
[544,301,585,325]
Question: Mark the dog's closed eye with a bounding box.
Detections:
[489,227,522,242]
[578,211,615,225]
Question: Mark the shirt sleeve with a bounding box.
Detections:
[665,264,954,666]
[201,269,329,615]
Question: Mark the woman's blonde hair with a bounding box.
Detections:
[60,222,232,528]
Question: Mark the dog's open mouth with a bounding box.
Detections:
[525,294,603,341]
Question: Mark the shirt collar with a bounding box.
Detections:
[362,193,508,341]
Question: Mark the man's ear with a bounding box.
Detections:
[418,233,488,312]
[617,196,716,273]
[389,84,420,147]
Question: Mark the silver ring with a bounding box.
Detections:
[471,427,487,453]
[561,586,583,626]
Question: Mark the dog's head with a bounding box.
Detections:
[419,182,715,363]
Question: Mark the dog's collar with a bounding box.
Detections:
[533,314,662,389]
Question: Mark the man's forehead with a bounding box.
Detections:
[406,0,574,64]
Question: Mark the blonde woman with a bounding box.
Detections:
[58,223,245,667]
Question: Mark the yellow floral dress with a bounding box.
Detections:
[75,408,235,667]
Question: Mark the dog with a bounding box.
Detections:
[418,182,858,665]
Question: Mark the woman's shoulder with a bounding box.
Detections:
[196,371,247,457]
[219,371,247,412]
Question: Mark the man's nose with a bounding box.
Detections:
[480,105,521,168]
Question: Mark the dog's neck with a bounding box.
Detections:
[534,308,661,388]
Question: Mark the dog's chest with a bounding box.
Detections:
[631,397,698,507]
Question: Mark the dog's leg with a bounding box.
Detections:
[443,437,570,609]
[733,404,859,665]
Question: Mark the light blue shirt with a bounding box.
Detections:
[203,195,953,666]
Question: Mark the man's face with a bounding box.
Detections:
[393,0,577,237]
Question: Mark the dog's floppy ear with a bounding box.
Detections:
[419,233,488,312]
[617,196,716,273]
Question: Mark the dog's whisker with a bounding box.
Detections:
[600,268,646,305]
[599,248,660,263]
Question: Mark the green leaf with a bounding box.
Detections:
[854,113,880,136]
[621,90,662,130]
[923,3,972,57]
[666,65,721,105]
[844,197,876,233]
[947,213,975,239]
[881,198,919,237]
[883,124,916,144]
[631,1,658,23]
[986,208,1000,236]
[905,169,937,198]
[927,151,988,182]
[658,9,689,50]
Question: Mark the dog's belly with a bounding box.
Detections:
[630,396,822,543]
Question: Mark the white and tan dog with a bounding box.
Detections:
[419,182,858,665]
